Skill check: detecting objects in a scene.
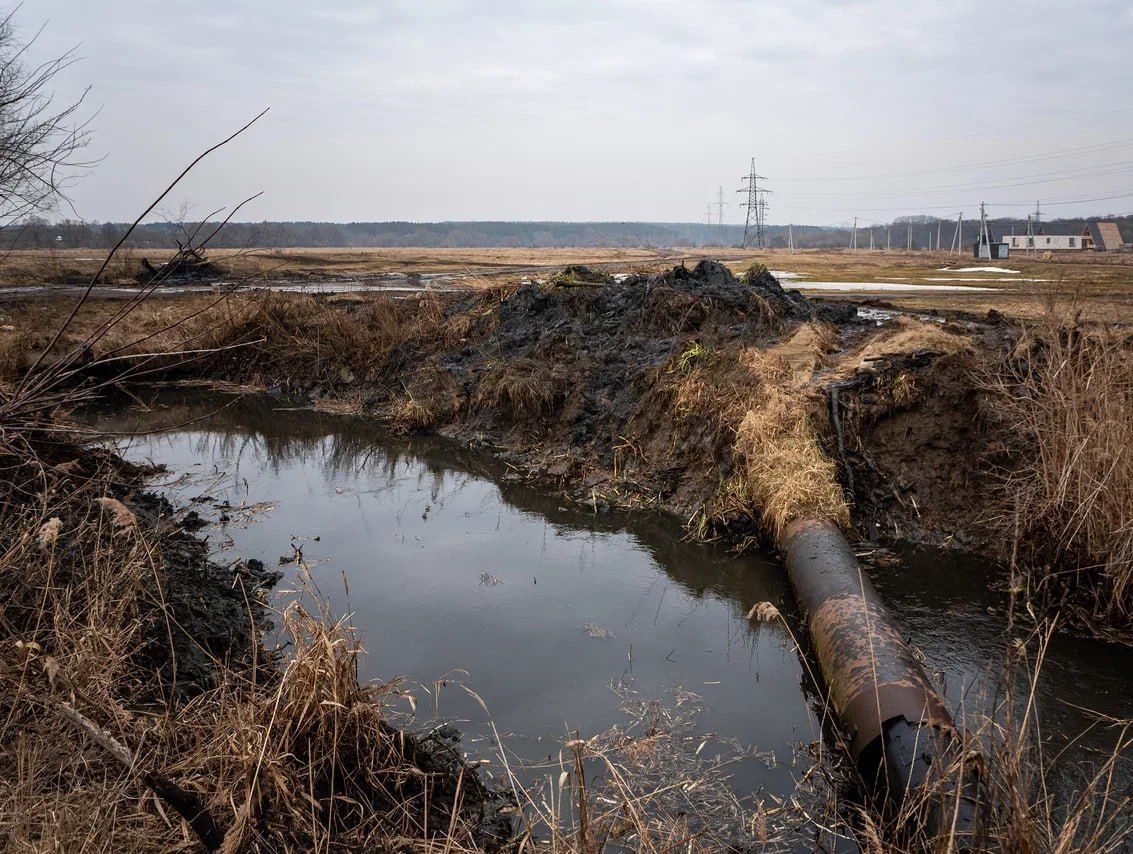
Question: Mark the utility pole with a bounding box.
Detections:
[977,201,992,259]
[936,219,942,253]
[850,216,858,250]
[869,228,875,250]
[788,223,795,253]
[950,212,964,256]
[738,158,771,249]
[907,222,912,252]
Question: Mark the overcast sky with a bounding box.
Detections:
[19,0,1133,226]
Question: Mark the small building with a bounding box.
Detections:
[972,217,1009,258]
[973,240,1009,259]
[1002,221,1126,252]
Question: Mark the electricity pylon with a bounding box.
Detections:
[737,158,771,249]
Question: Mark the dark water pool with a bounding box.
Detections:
[83,388,1133,825]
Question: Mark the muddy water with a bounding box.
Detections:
[86,389,818,805]
[85,389,1133,810]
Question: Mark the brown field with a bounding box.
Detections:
[4,245,1132,321]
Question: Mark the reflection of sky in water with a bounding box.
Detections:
[92,391,817,805]
[86,390,1133,812]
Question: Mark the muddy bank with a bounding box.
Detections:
[0,424,515,850]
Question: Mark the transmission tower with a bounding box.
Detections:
[714,186,728,245]
[737,158,771,249]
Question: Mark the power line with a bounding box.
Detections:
[786,188,1133,214]
[781,160,1133,199]
[783,106,1133,161]
[772,136,1133,183]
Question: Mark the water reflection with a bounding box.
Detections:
[83,388,1133,810]
[84,388,820,806]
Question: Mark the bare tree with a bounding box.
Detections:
[0,7,93,228]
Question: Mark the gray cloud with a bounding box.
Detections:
[21,0,1133,226]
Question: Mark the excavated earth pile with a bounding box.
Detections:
[354,261,992,552]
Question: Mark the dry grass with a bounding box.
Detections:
[179,292,405,385]
[473,357,569,421]
[851,317,972,372]
[625,326,850,543]
[390,365,464,433]
[982,297,1133,626]
[728,385,850,541]
[0,433,498,851]
[505,682,790,852]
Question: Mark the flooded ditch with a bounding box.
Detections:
[84,388,1133,824]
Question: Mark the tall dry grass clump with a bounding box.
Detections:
[729,385,850,541]
[473,356,569,420]
[181,292,403,385]
[390,364,464,432]
[157,598,501,852]
[983,303,1133,625]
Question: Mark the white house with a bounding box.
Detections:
[1003,221,1126,251]
[1003,227,1083,251]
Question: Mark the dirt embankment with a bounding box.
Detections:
[163,261,1002,555]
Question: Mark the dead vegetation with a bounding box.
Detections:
[982,295,1133,628]
[729,385,850,541]
[473,356,569,421]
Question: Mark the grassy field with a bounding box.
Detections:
[3,245,1133,320]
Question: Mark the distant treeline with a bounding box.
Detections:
[4,215,1130,251]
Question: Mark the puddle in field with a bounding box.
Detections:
[82,389,1133,823]
[0,272,470,301]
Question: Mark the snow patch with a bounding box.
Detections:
[938,266,1019,274]
[794,281,1001,293]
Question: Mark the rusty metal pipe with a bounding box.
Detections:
[782,518,979,840]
